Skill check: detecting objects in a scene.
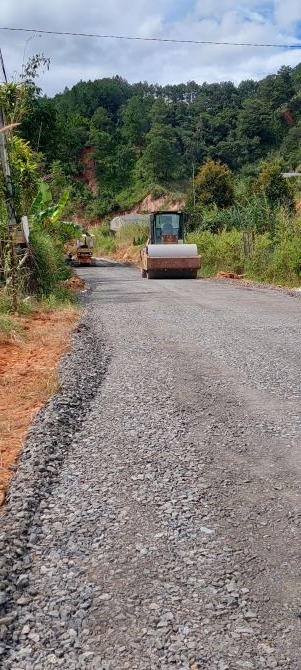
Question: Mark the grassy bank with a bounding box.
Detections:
[188,220,301,286]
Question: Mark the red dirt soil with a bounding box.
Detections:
[77,147,98,195]
[0,309,78,507]
[132,194,185,213]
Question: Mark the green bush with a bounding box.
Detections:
[186,160,235,215]
[188,193,278,234]
[149,183,167,199]
[252,160,295,211]
[116,183,149,210]
[87,191,118,218]
[0,289,37,315]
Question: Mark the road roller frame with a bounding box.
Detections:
[141,211,201,279]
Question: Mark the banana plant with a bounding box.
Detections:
[30,181,81,242]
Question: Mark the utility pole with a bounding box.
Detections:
[0,48,18,310]
[192,163,196,212]
[36,121,42,152]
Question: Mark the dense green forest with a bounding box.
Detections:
[19,63,301,218]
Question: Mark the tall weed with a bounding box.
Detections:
[189,215,301,286]
[29,229,71,296]
[92,226,117,255]
[188,229,245,275]
[116,222,149,246]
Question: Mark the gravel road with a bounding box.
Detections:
[1,263,301,669]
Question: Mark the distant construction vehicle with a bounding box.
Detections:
[140,211,201,279]
[66,231,95,266]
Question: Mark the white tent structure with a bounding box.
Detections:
[110,213,150,233]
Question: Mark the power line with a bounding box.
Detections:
[0,26,301,49]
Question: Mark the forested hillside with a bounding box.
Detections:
[20,64,301,218]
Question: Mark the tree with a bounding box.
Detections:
[150,98,172,126]
[20,98,63,164]
[90,106,113,133]
[121,96,151,149]
[280,123,301,168]
[138,125,181,182]
[257,67,294,111]
[237,79,258,100]
[186,159,234,212]
[237,98,273,145]
[252,160,295,210]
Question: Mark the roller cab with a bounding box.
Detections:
[141,211,201,279]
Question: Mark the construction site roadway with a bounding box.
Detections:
[1,261,301,670]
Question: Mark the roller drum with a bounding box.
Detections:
[147,244,198,258]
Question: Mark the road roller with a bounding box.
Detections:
[140,211,201,279]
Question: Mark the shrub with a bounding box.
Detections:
[41,286,75,309]
[0,290,12,313]
[188,214,301,286]
[149,184,167,199]
[252,160,295,211]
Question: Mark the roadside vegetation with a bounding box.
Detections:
[185,159,301,286]
[0,57,81,503]
[0,55,81,340]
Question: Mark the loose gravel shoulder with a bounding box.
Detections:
[1,263,301,669]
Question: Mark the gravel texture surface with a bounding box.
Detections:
[1,263,301,669]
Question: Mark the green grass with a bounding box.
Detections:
[0,313,25,341]
[0,289,37,316]
[29,228,72,297]
[0,290,12,314]
[0,282,75,317]
[92,221,149,256]
[40,285,76,310]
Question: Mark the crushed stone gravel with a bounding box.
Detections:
[1,264,301,669]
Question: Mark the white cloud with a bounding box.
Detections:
[274,0,301,28]
[0,0,300,94]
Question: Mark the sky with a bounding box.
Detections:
[0,0,301,95]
